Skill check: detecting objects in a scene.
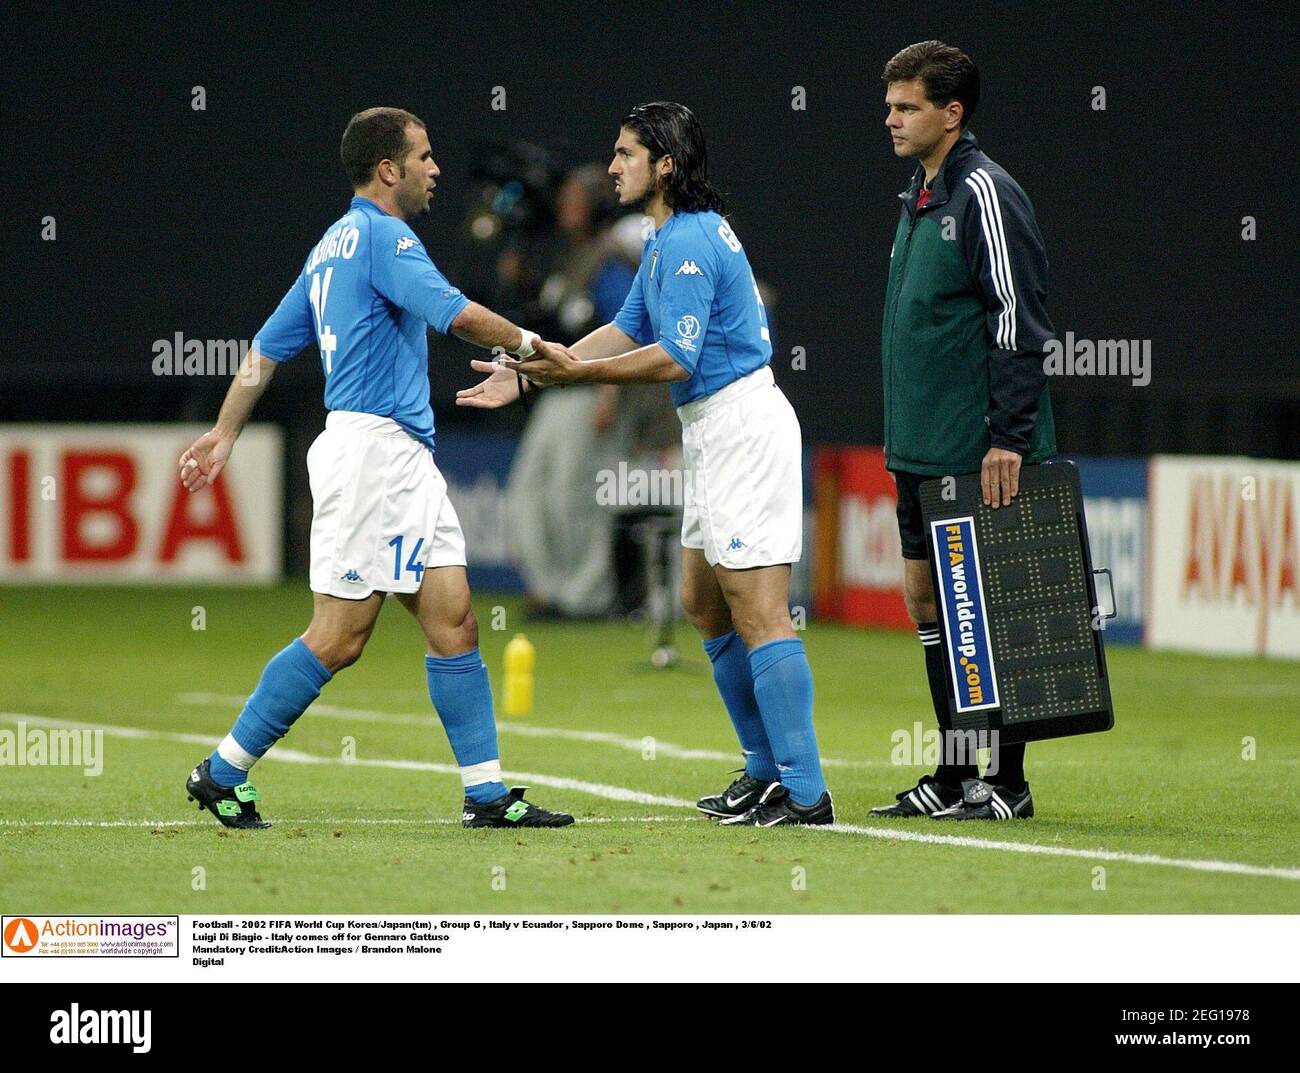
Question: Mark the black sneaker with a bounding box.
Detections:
[185,758,271,830]
[697,771,774,819]
[932,779,1033,820]
[461,786,575,828]
[718,783,834,827]
[868,774,963,818]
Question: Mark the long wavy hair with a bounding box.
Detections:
[620,102,725,215]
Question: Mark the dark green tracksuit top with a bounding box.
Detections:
[882,129,1057,476]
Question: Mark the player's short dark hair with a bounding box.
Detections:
[882,41,980,128]
[620,101,725,215]
[341,107,426,188]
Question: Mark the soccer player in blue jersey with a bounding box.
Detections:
[177,107,572,829]
[457,102,831,827]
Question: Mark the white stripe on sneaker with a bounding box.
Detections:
[918,783,945,812]
[990,791,1012,820]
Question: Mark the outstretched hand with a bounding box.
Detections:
[456,358,525,409]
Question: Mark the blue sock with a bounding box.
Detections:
[425,649,508,804]
[702,631,778,781]
[747,638,827,806]
[208,637,333,787]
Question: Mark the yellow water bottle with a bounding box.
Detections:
[502,633,535,716]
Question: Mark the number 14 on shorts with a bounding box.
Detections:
[388,535,426,582]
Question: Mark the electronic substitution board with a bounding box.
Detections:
[919,460,1115,745]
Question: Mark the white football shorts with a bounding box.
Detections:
[677,365,804,570]
[307,411,466,600]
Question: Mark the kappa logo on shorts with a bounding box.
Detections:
[340,569,363,583]
[396,236,416,255]
[675,260,704,276]
[727,537,746,551]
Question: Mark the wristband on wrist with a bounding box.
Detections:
[512,330,539,359]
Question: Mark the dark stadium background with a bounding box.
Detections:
[5,1,1296,553]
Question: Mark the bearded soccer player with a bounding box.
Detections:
[871,42,1057,821]
[458,102,831,827]
[178,107,572,829]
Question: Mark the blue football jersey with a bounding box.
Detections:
[613,210,772,406]
[253,196,470,450]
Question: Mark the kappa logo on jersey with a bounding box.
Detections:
[675,260,704,276]
[395,236,417,255]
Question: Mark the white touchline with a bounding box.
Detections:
[178,693,435,725]
[493,721,889,769]
[1,712,693,809]
[175,693,889,767]
[820,823,1300,881]
[173,694,1245,770]
[4,712,1298,882]
[172,693,956,770]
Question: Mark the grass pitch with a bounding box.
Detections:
[2,584,1298,914]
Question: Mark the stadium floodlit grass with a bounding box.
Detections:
[2,584,1298,915]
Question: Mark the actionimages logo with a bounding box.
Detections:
[3,917,39,954]
[50,1004,152,1053]
[1,915,180,957]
